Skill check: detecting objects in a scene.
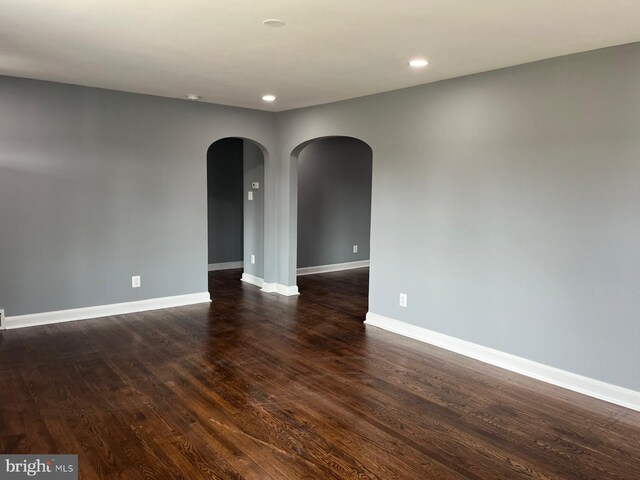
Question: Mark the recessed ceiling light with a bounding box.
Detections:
[262,94,276,102]
[263,19,286,27]
[186,94,201,101]
[408,58,429,68]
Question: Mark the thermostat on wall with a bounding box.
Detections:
[251,182,260,189]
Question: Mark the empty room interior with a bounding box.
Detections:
[1,1,640,479]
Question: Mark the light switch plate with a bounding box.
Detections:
[252,182,260,189]
[248,191,253,201]
[132,276,141,288]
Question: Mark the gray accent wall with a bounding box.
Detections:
[243,140,265,278]
[207,138,244,264]
[0,76,276,316]
[276,43,640,391]
[297,137,372,268]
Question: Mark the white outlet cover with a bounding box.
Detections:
[132,276,141,288]
[251,254,256,264]
[353,245,358,253]
[252,182,260,189]
[248,191,253,201]
[399,293,408,308]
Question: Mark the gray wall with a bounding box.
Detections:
[276,43,640,391]
[2,42,640,393]
[297,137,372,268]
[207,138,244,264]
[0,76,276,316]
[243,141,265,278]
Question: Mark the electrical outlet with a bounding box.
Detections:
[399,293,408,308]
[132,276,141,288]
[248,191,253,201]
[0,309,5,329]
[251,254,256,264]
[353,244,358,253]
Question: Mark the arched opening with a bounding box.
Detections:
[207,137,266,296]
[291,136,373,318]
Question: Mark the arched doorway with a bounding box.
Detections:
[207,137,266,294]
[291,136,373,315]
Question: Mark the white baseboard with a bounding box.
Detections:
[241,273,264,288]
[297,260,370,276]
[239,274,299,297]
[365,312,640,412]
[0,309,5,330]
[261,283,300,296]
[4,292,212,330]
[208,261,243,271]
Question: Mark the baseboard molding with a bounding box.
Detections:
[4,292,212,330]
[241,273,264,288]
[297,260,370,276]
[365,312,640,412]
[241,275,298,296]
[208,261,243,271]
[261,283,300,296]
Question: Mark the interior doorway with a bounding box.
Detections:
[207,138,265,292]
[294,136,373,311]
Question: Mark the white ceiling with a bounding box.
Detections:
[1,0,640,112]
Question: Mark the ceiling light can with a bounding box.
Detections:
[408,58,429,68]
[263,19,286,27]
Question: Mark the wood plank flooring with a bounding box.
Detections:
[1,267,640,479]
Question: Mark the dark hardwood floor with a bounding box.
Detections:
[1,267,640,479]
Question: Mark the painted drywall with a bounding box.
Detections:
[243,140,265,278]
[275,43,640,391]
[2,42,640,395]
[0,76,276,316]
[207,138,244,264]
[297,137,372,268]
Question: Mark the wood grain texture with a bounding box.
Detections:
[1,268,639,479]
